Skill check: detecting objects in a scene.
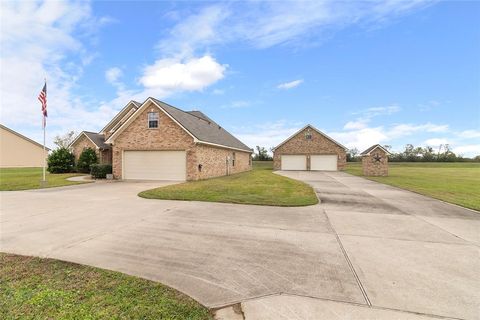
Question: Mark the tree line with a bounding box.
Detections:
[347,144,480,162]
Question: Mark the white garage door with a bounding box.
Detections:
[123,151,186,180]
[281,155,307,170]
[311,155,337,171]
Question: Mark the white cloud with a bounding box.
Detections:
[212,88,225,95]
[0,1,115,147]
[330,127,389,152]
[452,144,480,156]
[389,123,449,138]
[353,105,401,117]
[424,138,449,147]
[277,79,303,90]
[105,67,123,84]
[233,121,303,151]
[457,129,480,139]
[156,1,432,54]
[344,120,368,130]
[138,55,227,96]
[221,100,251,109]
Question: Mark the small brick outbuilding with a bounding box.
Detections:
[273,124,347,171]
[360,144,391,176]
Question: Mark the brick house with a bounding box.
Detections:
[70,98,252,181]
[360,144,391,176]
[273,124,347,171]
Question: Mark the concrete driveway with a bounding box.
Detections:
[1,173,479,320]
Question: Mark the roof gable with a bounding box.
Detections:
[70,131,109,149]
[273,124,347,151]
[360,144,391,156]
[106,98,252,152]
[100,100,141,135]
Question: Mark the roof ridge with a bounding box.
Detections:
[152,98,213,124]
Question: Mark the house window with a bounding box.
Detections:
[305,130,312,140]
[148,112,159,128]
[232,152,236,167]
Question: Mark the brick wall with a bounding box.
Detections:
[100,149,112,164]
[71,135,98,162]
[362,148,389,176]
[195,144,251,179]
[112,103,196,179]
[273,127,346,170]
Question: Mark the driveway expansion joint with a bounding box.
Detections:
[322,208,372,306]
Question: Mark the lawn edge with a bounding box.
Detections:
[0,251,213,317]
[344,171,480,213]
[0,179,93,192]
[137,171,319,207]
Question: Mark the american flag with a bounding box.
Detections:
[38,81,47,127]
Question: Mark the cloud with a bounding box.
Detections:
[233,121,302,151]
[419,100,441,111]
[452,144,480,156]
[457,129,480,139]
[424,138,449,146]
[0,0,115,147]
[277,79,303,90]
[155,1,432,54]
[330,122,450,153]
[389,123,449,138]
[330,126,389,151]
[344,120,368,130]
[221,100,251,109]
[138,55,227,97]
[105,67,123,84]
[212,88,225,95]
[353,105,401,117]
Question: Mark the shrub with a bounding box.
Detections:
[77,148,98,173]
[90,164,112,179]
[47,148,75,173]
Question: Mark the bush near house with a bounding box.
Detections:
[47,148,75,173]
[90,164,112,179]
[77,148,98,173]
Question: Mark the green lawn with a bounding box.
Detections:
[0,167,88,191]
[139,161,318,206]
[345,162,480,211]
[0,253,211,320]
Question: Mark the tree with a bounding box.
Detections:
[253,146,273,161]
[347,148,359,162]
[53,131,76,149]
[47,148,75,173]
[77,148,98,173]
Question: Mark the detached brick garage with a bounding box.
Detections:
[273,125,347,171]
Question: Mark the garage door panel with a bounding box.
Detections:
[311,155,337,171]
[281,155,307,170]
[124,151,186,180]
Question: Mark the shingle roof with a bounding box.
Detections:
[83,131,110,149]
[360,144,390,155]
[152,98,252,152]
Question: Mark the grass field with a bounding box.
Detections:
[0,167,87,191]
[139,161,318,206]
[345,162,480,211]
[0,253,211,320]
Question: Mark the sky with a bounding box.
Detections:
[1,0,479,156]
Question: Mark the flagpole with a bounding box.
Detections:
[43,120,46,182]
[42,77,46,183]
